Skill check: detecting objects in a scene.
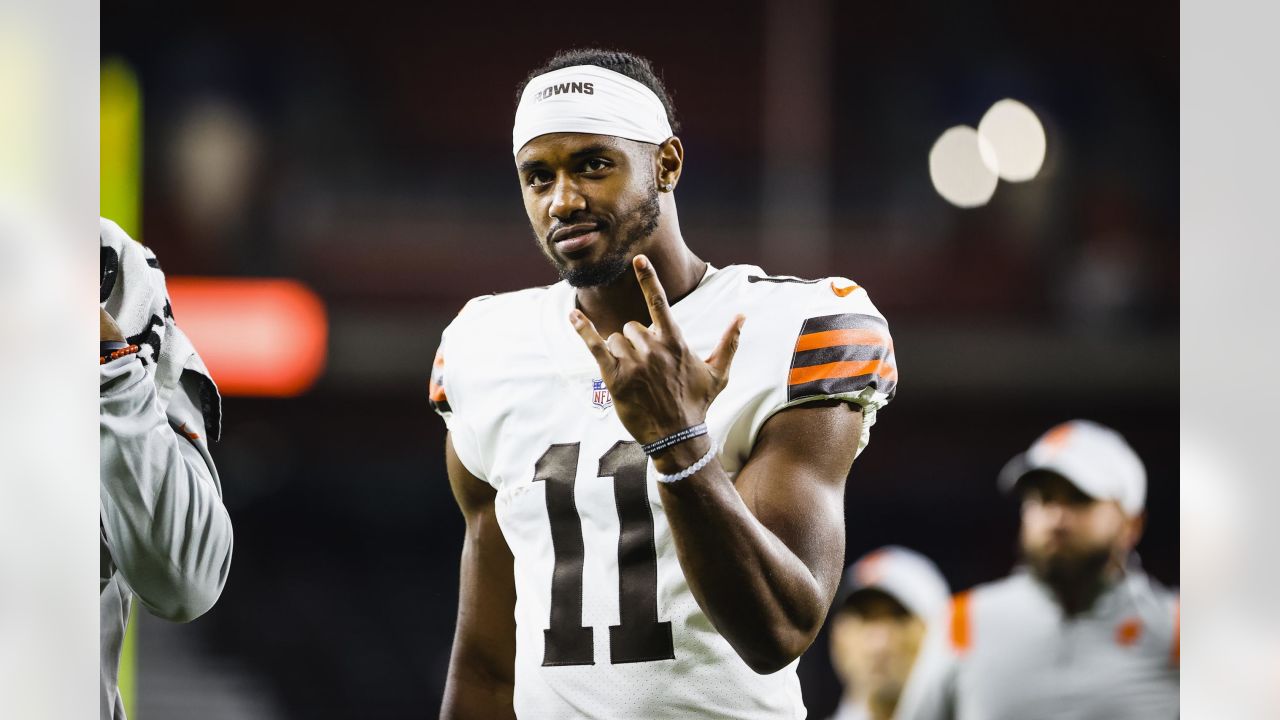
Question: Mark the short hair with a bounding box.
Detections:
[516,48,681,135]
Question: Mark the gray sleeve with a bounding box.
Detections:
[99,356,233,622]
[893,626,958,720]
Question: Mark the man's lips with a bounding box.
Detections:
[550,223,603,254]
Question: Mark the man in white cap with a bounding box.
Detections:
[826,546,949,720]
[434,48,899,718]
[894,420,1179,720]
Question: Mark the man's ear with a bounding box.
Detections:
[1124,510,1146,551]
[828,612,856,667]
[656,136,684,191]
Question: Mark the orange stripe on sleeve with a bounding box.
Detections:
[950,591,973,653]
[429,350,448,403]
[788,359,897,386]
[794,327,890,352]
[429,381,447,403]
[1171,598,1180,667]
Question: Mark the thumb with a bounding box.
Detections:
[100,307,125,343]
[706,314,745,375]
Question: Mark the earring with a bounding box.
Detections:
[661,183,673,192]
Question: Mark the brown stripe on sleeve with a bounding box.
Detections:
[798,312,888,335]
[792,342,886,369]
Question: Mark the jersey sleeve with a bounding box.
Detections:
[100,356,233,622]
[430,301,489,483]
[745,278,897,458]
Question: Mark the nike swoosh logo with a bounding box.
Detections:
[830,281,860,297]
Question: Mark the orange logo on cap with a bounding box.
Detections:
[1038,422,1076,456]
[855,550,887,586]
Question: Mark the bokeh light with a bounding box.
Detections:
[929,126,999,208]
[166,277,328,397]
[977,99,1046,182]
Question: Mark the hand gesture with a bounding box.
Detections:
[570,255,745,445]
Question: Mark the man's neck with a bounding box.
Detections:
[574,228,704,338]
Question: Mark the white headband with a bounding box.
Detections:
[512,64,673,156]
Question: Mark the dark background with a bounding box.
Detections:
[103,1,1177,717]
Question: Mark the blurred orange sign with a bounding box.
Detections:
[166,277,327,397]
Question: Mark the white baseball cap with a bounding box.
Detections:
[998,419,1147,516]
[834,545,950,623]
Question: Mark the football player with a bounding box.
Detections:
[434,49,897,719]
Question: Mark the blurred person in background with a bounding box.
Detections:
[99,218,233,720]
[894,420,1178,720]
[826,546,949,720]
[435,48,898,719]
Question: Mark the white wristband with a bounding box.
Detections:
[654,444,718,484]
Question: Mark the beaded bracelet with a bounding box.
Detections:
[641,422,708,456]
[654,444,718,484]
[100,344,141,365]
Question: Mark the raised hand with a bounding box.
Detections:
[570,255,745,445]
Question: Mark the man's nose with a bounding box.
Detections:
[1041,501,1073,528]
[548,175,587,220]
[864,624,894,653]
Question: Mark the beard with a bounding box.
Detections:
[1023,541,1113,595]
[869,679,905,710]
[546,187,661,288]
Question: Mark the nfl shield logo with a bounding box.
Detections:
[591,378,613,411]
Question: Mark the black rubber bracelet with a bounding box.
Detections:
[100,340,129,355]
[641,422,709,456]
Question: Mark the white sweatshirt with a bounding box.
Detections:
[894,568,1178,720]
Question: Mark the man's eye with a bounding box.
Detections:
[527,172,552,187]
[583,158,609,172]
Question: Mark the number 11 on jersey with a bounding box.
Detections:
[533,441,676,666]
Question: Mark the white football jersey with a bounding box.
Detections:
[432,264,897,719]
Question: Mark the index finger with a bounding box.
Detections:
[632,255,682,340]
